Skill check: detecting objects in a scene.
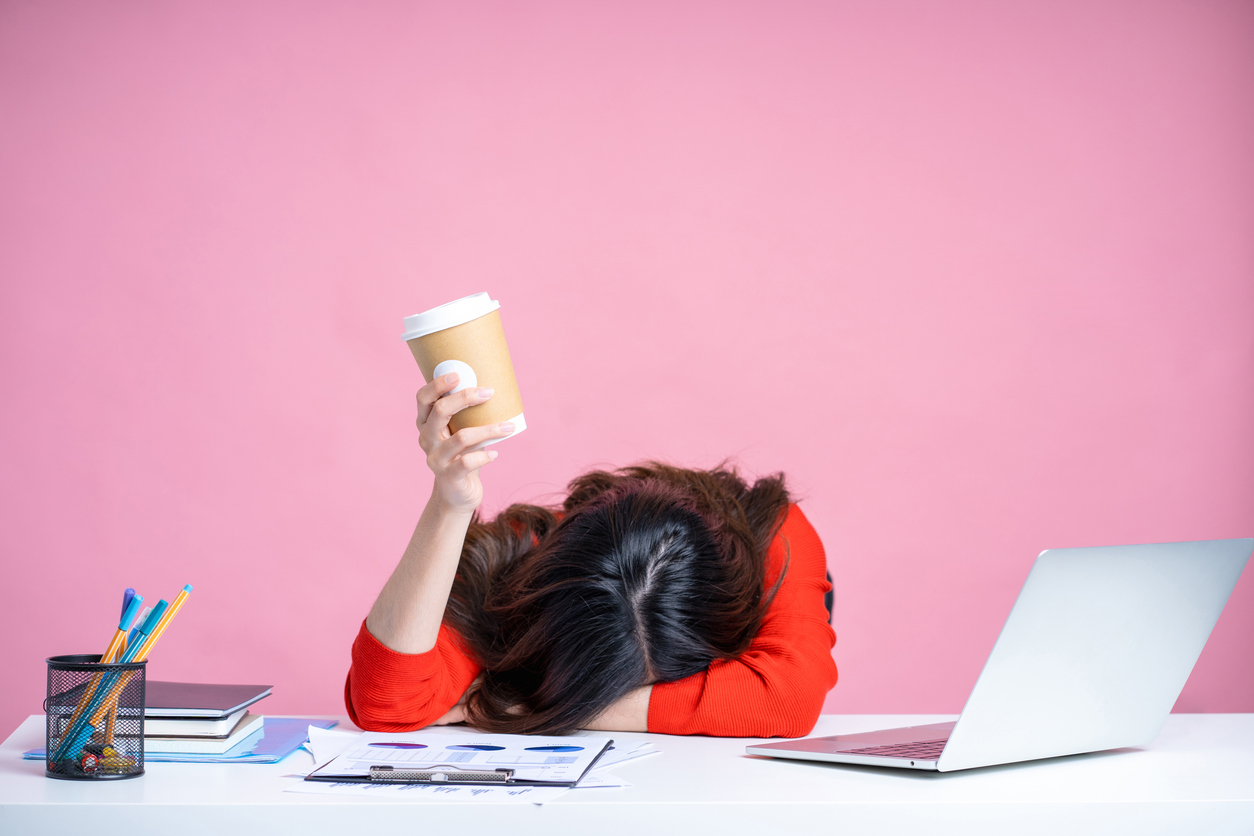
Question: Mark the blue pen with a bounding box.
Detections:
[120,588,135,620]
[120,595,143,631]
[102,594,145,663]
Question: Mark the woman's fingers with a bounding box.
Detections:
[432,422,516,468]
[415,373,461,426]
[429,386,494,424]
[416,381,507,507]
[417,385,495,451]
[454,448,498,475]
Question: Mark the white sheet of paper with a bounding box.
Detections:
[594,740,658,770]
[305,725,360,766]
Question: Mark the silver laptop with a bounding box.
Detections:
[747,538,1252,772]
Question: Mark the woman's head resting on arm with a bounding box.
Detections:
[445,462,791,734]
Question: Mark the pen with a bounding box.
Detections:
[120,600,167,663]
[102,594,145,664]
[89,584,192,742]
[102,589,138,747]
[92,592,188,744]
[132,585,192,662]
[100,586,193,750]
[103,703,117,746]
[127,606,151,647]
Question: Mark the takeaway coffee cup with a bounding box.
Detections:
[402,293,526,446]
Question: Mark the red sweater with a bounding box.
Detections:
[345,504,837,737]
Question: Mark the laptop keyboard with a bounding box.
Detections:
[843,738,948,760]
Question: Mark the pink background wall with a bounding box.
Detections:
[2,1,1251,738]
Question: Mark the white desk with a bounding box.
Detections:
[3,714,1253,835]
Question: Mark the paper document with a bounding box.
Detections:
[304,725,359,766]
[594,739,658,771]
[288,730,657,803]
[574,772,632,789]
[306,730,613,786]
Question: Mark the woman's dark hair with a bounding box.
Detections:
[444,461,791,734]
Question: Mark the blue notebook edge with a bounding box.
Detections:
[24,717,338,764]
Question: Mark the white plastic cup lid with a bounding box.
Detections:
[402,293,501,341]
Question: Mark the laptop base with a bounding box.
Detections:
[747,722,954,771]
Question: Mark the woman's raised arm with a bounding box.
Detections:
[345,373,514,731]
[364,372,515,653]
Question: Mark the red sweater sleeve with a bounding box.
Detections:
[647,504,838,738]
[344,620,481,731]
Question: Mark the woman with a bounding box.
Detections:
[345,373,837,737]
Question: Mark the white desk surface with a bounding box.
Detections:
[2,713,1253,835]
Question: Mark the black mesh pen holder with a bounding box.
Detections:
[45,654,146,780]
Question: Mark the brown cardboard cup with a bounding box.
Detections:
[403,293,526,445]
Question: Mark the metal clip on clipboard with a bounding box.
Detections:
[368,764,517,784]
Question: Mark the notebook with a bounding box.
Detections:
[144,713,263,754]
[144,708,248,737]
[144,681,272,718]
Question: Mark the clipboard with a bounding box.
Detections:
[305,731,614,787]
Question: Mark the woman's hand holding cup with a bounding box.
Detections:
[416,373,516,513]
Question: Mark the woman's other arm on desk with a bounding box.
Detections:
[646,505,838,738]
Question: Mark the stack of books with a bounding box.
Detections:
[143,681,273,755]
